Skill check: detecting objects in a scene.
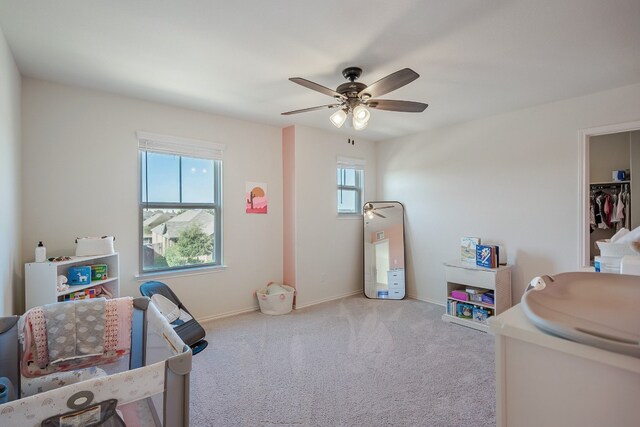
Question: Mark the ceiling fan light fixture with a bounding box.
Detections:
[352,116,369,130]
[329,109,348,128]
[352,105,370,123]
[283,67,426,131]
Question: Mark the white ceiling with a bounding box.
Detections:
[1,0,639,141]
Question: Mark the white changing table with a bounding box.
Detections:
[489,304,640,427]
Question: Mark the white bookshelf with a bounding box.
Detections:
[25,253,119,310]
[441,261,512,332]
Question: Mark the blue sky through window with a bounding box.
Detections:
[182,157,214,203]
[141,152,215,203]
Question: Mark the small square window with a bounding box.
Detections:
[337,167,363,215]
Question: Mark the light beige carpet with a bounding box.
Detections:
[190,295,495,426]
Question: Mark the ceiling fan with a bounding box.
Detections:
[282,67,428,130]
[364,202,395,219]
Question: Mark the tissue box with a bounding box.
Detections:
[68,266,92,285]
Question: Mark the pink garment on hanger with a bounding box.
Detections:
[617,192,625,220]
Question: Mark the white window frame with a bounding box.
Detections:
[137,131,225,274]
[337,156,365,215]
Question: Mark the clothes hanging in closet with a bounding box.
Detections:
[590,185,629,232]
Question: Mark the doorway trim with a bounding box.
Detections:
[579,120,640,268]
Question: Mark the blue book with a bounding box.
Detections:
[476,244,499,268]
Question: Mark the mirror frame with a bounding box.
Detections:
[363,200,406,299]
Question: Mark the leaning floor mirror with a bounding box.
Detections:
[363,201,406,299]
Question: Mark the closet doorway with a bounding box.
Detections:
[374,240,390,285]
[580,120,640,267]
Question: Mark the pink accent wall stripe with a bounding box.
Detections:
[282,126,296,301]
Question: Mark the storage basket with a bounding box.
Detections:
[75,236,115,256]
[596,239,636,257]
[256,283,295,315]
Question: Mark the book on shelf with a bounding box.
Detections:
[456,303,474,319]
[447,300,458,316]
[476,244,499,268]
[472,306,493,324]
[461,237,481,265]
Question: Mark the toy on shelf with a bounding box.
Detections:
[47,256,72,262]
[56,275,69,293]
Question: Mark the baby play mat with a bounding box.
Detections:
[521,272,640,358]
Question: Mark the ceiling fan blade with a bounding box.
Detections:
[281,104,343,115]
[289,78,347,100]
[367,99,428,112]
[374,211,387,218]
[358,68,419,98]
[374,205,395,210]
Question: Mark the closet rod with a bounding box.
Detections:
[591,185,621,190]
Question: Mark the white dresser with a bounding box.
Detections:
[386,269,405,299]
[489,305,640,427]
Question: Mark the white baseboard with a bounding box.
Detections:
[294,289,363,310]
[196,291,444,324]
[407,293,445,307]
[197,305,259,325]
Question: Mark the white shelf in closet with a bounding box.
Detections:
[590,180,630,185]
[441,261,512,332]
[25,253,119,310]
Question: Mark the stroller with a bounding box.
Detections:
[140,281,208,355]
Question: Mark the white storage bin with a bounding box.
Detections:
[75,236,115,256]
[596,239,636,258]
[594,256,622,273]
[256,283,295,315]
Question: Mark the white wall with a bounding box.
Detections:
[291,126,377,308]
[21,79,283,320]
[631,131,640,230]
[0,26,21,316]
[378,82,640,305]
[590,132,630,183]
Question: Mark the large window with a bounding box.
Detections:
[138,132,224,273]
[337,157,365,215]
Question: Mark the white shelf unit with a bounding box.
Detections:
[441,261,512,332]
[25,253,119,310]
